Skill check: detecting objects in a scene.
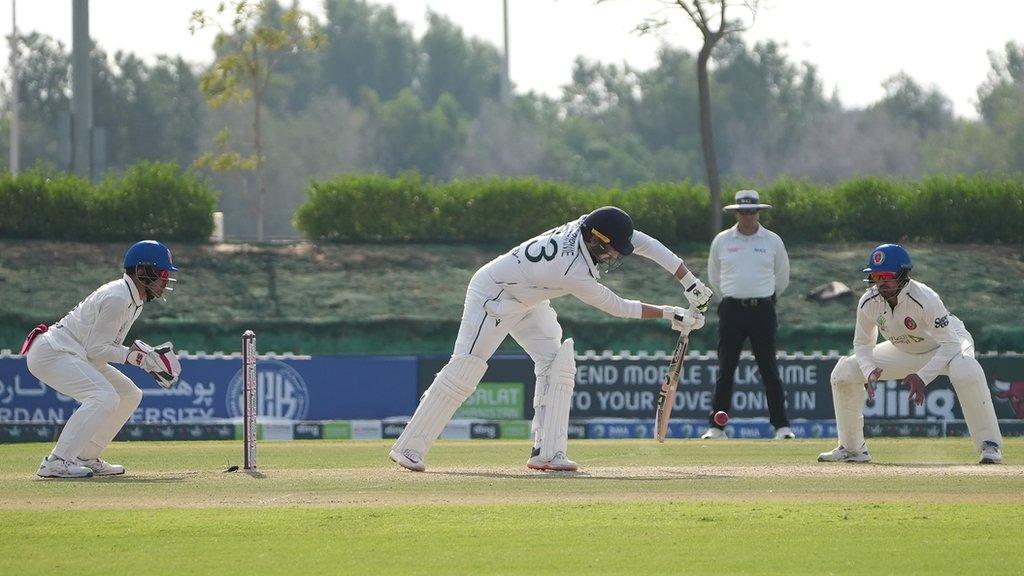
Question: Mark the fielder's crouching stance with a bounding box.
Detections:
[820,243,1002,465]
[390,206,712,472]
[23,241,182,478]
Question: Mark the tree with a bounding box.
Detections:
[190,0,323,242]
[371,89,467,177]
[418,11,504,115]
[978,42,1024,124]
[0,33,204,173]
[321,0,417,104]
[627,48,702,162]
[977,42,1024,171]
[713,37,831,178]
[0,33,66,168]
[627,0,759,235]
[927,42,1024,176]
[876,72,954,138]
[455,100,550,178]
[93,51,205,169]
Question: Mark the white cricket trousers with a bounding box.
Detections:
[26,335,143,461]
[455,268,563,364]
[392,268,564,458]
[831,332,1002,453]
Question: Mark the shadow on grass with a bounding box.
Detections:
[34,475,189,484]
[426,470,732,481]
[870,462,981,468]
[221,468,267,479]
[95,475,197,483]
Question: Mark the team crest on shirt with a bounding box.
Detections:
[904,317,917,330]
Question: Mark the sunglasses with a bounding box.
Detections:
[737,209,758,215]
[868,272,897,283]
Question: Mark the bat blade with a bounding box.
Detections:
[654,332,689,442]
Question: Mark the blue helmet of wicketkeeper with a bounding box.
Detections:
[124,240,178,302]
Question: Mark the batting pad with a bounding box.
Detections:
[533,338,577,460]
[392,355,487,458]
[830,356,868,452]
[948,356,1003,452]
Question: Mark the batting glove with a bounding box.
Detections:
[680,272,713,314]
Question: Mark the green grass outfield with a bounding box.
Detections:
[2,439,1023,575]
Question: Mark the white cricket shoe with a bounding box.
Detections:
[700,427,728,440]
[37,454,93,479]
[979,441,1003,465]
[527,450,578,472]
[78,458,125,476]
[389,448,426,472]
[774,426,796,440]
[817,445,871,463]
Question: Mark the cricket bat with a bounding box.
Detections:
[654,331,689,442]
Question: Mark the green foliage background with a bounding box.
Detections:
[297,174,1024,244]
[0,163,217,242]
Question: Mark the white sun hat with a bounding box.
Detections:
[723,189,772,211]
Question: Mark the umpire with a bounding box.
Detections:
[702,190,794,440]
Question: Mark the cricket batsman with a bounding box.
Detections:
[23,240,182,478]
[820,243,1003,464]
[390,206,712,472]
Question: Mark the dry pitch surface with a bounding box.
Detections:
[2,438,1023,508]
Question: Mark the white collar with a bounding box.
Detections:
[729,223,763,238]
[122,273,145,306]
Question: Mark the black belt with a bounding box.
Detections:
[723,296,774,307]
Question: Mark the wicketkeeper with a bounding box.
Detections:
[820,243,1003,464]
[23,240,182,478]
[390,206,712,472]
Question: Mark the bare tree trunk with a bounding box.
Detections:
[696,43,722,237]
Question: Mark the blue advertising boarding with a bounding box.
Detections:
[0,354,418,424]
[2,351,1023,425]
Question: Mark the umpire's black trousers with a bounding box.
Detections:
[709,296,790,429]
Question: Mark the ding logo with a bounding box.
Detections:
[872,250,885,265]
[226,359,309,420]
[904,317,917,330]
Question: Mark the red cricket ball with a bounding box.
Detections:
[713,411,729,426]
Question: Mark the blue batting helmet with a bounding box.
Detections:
[863,243,911,276]
[124,240,178,272]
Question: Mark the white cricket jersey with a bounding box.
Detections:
[43,274,145,365]
[482,216,685,319]
[708,224,789,298]
[853,279,970,385]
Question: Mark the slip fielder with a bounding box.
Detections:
[820,243,1002,464]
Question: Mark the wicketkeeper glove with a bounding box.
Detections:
[126,340,182,388]
[661,306,705,333]
[680,272,713,314]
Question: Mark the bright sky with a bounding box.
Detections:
[2,0,1023,118]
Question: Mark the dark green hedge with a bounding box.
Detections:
[0,163,217,242]
[296,174,1024,244]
